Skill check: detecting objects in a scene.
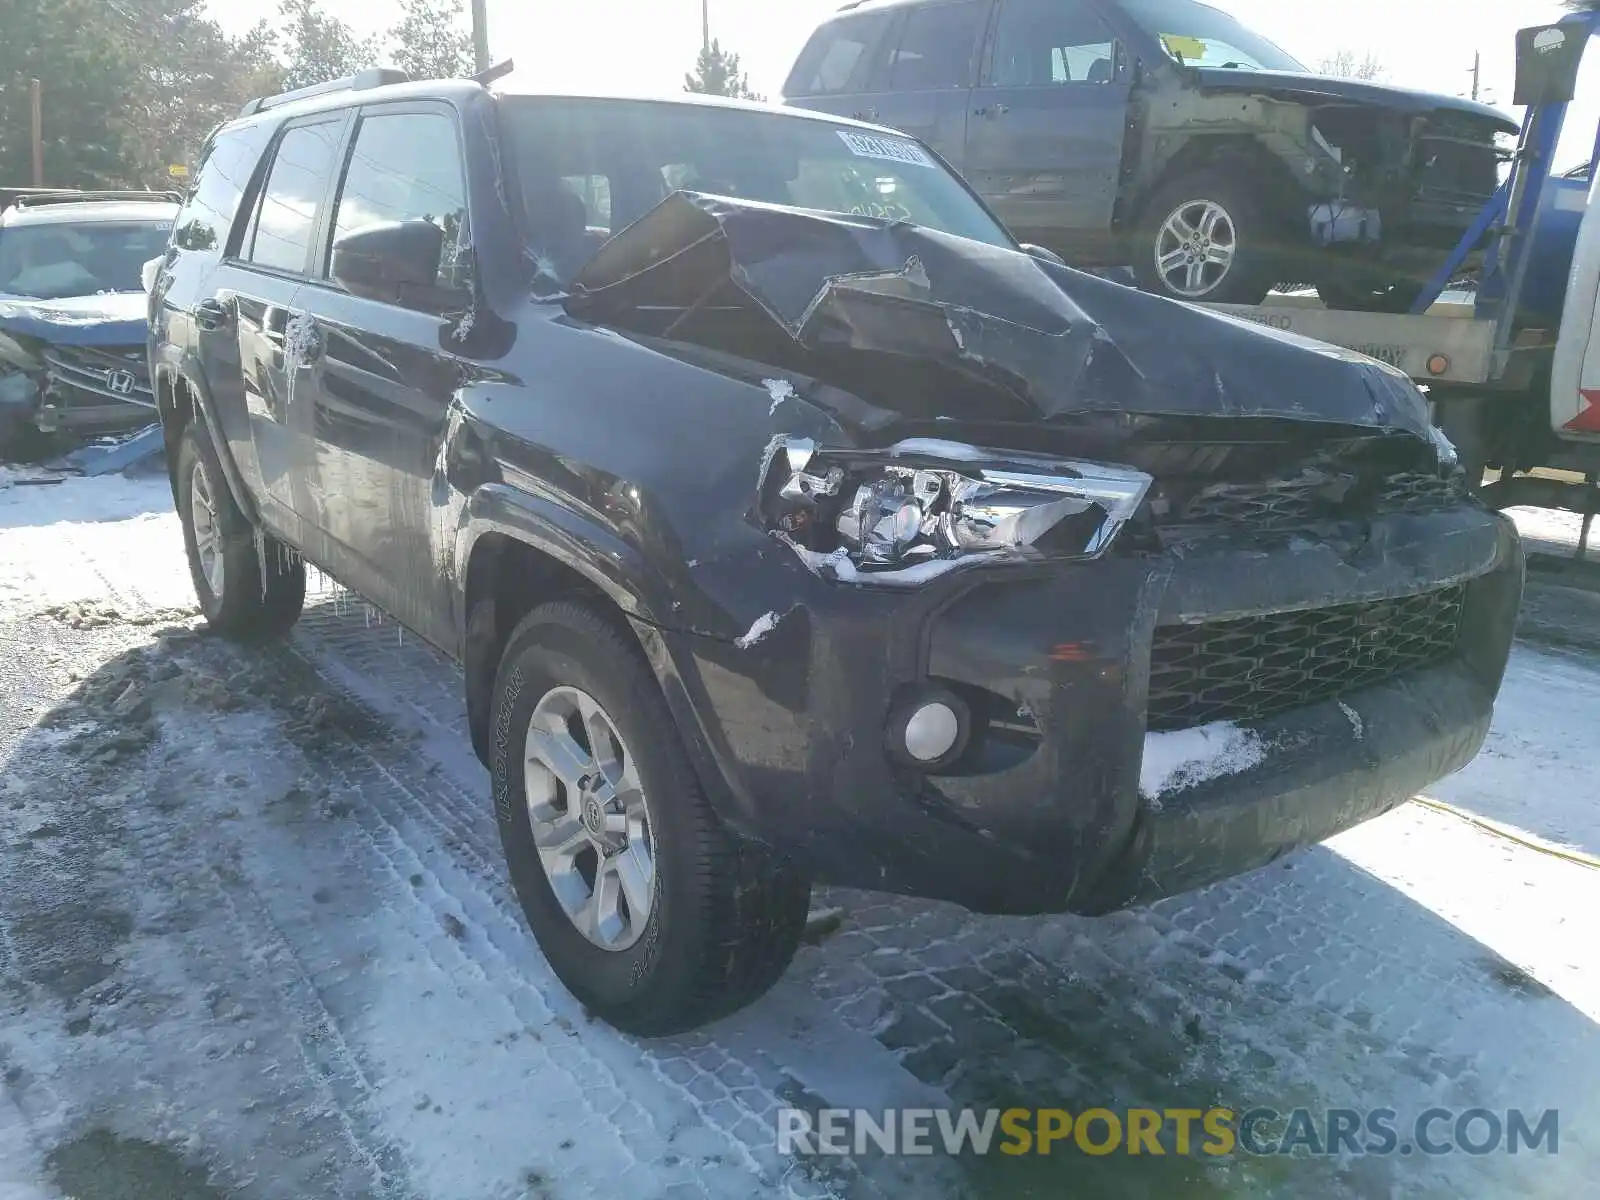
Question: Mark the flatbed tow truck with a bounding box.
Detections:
[1195,12,1600,578]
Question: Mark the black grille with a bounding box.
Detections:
[1147,586,1466,733]
[1172,469,1463,535]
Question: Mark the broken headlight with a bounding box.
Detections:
[765,438,1152,582]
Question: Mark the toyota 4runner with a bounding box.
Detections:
[784,0,1518,310]
[149,68,1521,1036]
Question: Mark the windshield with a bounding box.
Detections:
[498,98,1014,285]
[1120,0,1305,72]
[0,220,172,300]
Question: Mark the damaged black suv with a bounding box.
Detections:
[149,69,1522,1036]
[785,0,1517,310]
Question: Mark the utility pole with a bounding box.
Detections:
[470,0,490,73]
[702,0,711,53]
[29,79,42,187]
[1470,51,1481,101]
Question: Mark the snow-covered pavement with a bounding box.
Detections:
[0,468,1596,1199]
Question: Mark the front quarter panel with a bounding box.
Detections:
[446,313,854,643]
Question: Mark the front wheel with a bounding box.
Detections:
[175,421,305,639]
[1133,171,1276,305]
[490,600,810,1036]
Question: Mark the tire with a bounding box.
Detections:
[1133,170,1276,305]
[174,421,305,639]
[489,600,810,1036]
[1315,274,1426,314]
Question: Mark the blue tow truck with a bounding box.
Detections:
[1201,11,1600,561]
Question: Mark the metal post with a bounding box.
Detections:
[29,79,43,187]
[1470,51,1481,101]
[470,0,490,73]
[1580,473,1597,563]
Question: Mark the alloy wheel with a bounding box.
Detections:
[523,685,657,952]
[1154,198,1238,298]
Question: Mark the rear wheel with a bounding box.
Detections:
[175,421,305,639]
[490,600,810,1036]
[1134,171,1276,305]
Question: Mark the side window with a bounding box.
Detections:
[886,2,988,91]
[785,13,895,96]
[174,124,274,253]
[991,0,1119,87]
[243,120,343,273]
[328,110,470,296]
[561,174,612,234]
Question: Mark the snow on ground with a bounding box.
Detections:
[0,467,190,617]
[0,469,1597,1199]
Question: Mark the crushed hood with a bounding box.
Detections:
[0,290,148,347]
[566,192,1434,442]
[1191,68,1518,131]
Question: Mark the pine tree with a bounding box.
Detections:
[684,40,764,101]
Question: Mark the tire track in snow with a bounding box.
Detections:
[0,620,405,1199]
[197,626,830,1199]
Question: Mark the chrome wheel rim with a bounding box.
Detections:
[524,686,656,952]
[1154,198,1237,298]
[190,460,224,597]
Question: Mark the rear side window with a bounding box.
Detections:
[175,123,274,253]
[328,110,471,294]
[243,119,344,274]
[785,12,895,96]
[885,2,988,91]
[990,0,1119,87]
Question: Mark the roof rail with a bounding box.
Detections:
[239,67,410,118]
[11,189,182,208]
[837,0,869,9]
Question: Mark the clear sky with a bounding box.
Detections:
[210,0,1596,163]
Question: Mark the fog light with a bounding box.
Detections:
[906,703,959,761]
[887,687,970,770]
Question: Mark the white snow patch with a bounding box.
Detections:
[782,539,1009,586]
[763,378,797,413]
[1139,721,1265,800]
[734,610,781,649]
[1338,701,1364,738]
[0,472,188,615]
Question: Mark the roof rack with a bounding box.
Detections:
[11,189,182,208]
[473,57,516,86]
[239,67,411,118]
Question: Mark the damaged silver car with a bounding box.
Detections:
[150,72,1522,1036]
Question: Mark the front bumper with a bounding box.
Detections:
[662,505,1522,915]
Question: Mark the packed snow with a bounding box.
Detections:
[735,609,782,649]
[764,378,797,414]
[1139,720,1266,799]
[1,465,1598,1199]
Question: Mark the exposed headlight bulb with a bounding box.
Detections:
[839,477,926,564]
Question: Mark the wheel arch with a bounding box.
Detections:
[1126,135,1303,231]
[153,360,259,525]
[455,490,679,767]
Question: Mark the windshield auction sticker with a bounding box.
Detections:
[837,131,935,169]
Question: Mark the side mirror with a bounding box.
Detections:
[330,219,446,304]
[1020,243,1068,267]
